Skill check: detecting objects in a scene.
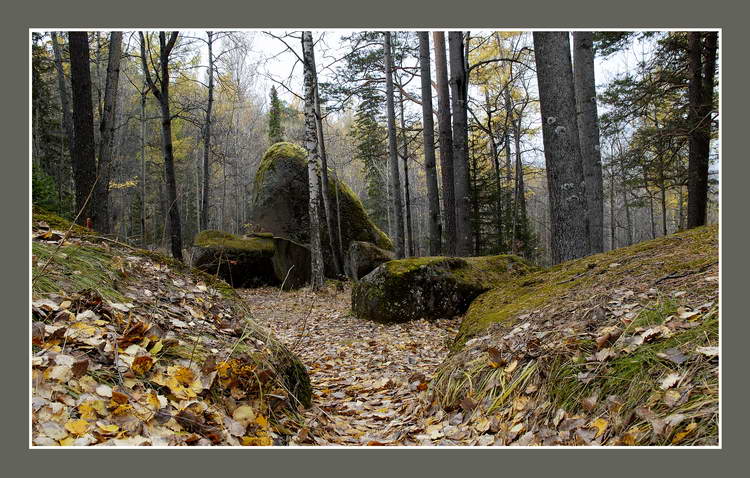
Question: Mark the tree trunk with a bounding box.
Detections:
[92,31,122,234]
[687,32,716,228]
[533,32,590,263]
[314,72,343,275]
[573,31,604,253]
[140,31,183,261]
[513,115,527,254]
[418,32,442,256]
[384,32,405,258]
[398,91,414,257]
[609,166,616,250]
[448,32,472,256]
[140,86,147,246]
[302,31,325,289]
[68,31,98,225]
[432,32,456,255]
[51,32,75,157]
[485,89,503,252]
[200,31,214,231]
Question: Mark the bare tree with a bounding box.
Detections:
[139,31,184,261]
[92,31,123,233]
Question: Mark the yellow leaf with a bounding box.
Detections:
[590,418,608,438]
[172,366,195,386]
[59,437,76,446]
[241,436,273,446]
[96,423,119,435]
[149,340,164,355]
[65,419,89,436]
[672,422,698,444]
[78,402,98,421]
[256,415,269,429]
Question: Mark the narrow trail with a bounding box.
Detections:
[240,285,461,445]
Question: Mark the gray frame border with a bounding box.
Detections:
[5,0,744,476]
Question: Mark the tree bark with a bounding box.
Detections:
[92,31,122,234]
[418,32,442,255]
[573,31,604,253]
[398,91,414,257]
[432,32,456,255]
[68,31,98,225]
[384,32,405,258]
[448,32,472,256]
[200,31,214,231]
[687,32,717,228]
[314,71,343,275]
[533,32,590,263]
[51,32,75,157]
[302,31,325,289]
[140,31,183,261]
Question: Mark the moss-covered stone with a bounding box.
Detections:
[455,225,719,347]
[351,255,536,323]
[346,241,395,280]
[193,230,277,288]
[250,142,394,274]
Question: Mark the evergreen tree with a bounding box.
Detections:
[268,85,284,145]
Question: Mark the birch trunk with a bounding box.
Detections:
[302,31,325,289]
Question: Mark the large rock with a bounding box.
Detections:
[250,143,393,272]
[351,255,536,323]
[193,230,312,289]
[346,241,395,280]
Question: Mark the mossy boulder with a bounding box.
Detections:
[351,255,536,323]
[250,142,393,273]
[346,241,395,280]
[193,230,277,288]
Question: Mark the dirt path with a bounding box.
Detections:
[240,285,461,445]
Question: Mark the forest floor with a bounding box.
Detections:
[240,286,465,445]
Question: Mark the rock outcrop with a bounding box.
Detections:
[250,142,393,274]
[346,241,395,280]
[192,230,312,289]
[351,255,536,323]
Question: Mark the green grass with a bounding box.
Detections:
[32,241,126,302]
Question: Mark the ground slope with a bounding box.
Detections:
[31,209,311,446]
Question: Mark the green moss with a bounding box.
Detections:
[352,254,535,323]
[456,225,719,347]
[195,230,275,255]
[333,179,393,250]
[32,206,92,236]
[253,142,307,202]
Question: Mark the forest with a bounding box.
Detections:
[31,30,719,447]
